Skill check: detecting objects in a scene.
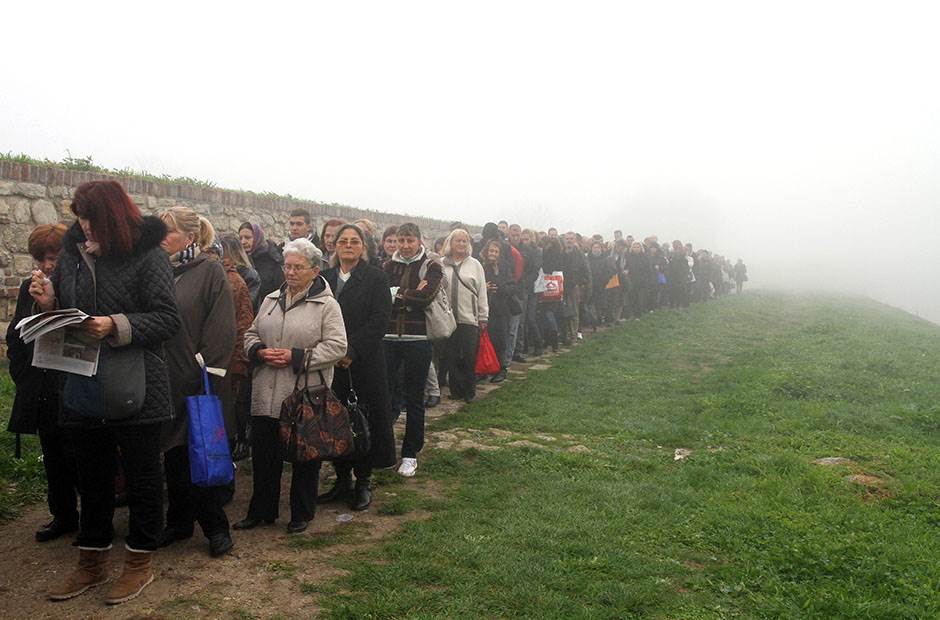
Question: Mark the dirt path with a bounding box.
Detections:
[0,338,581,619]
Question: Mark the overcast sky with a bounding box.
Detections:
[3,1,939,322]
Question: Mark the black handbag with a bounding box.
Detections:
[63,343,146,420]
[345,368,371,456]
[61,254,147,421]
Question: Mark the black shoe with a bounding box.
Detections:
[424,395,440,408]
[233,517,275,530]
[35,519,78,543]
[489,370,507,383]
[156,525,194,548]
[464,395,475,404]
[208,531,233,557]
[351,482,372,511]
[512,354,528,363]
[286,520,308,534]
[316,478,353,503]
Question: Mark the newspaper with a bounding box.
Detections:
[17,309,101,377]
[31,328,101,377]
[16,308,91,343]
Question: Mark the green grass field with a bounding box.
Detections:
[318,291,940,619]
[0,367,45,520]
[2,291,939,618]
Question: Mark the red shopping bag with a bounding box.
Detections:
[475,327,501,375]
[538,271,564,302]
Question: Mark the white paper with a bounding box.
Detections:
[17,308,91,343]
[31,328,100,377]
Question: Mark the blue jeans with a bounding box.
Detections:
[385,340,433,459]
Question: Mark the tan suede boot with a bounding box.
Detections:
[104,548,154,605]
[48,548,111,601]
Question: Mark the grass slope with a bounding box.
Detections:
[320,291,940,619]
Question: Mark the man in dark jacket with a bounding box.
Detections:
[562,231,591,342]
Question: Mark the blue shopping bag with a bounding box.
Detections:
[187,365,234,487]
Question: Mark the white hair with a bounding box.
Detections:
[282,238,323,266]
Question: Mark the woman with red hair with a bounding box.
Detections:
[31,180,181,606]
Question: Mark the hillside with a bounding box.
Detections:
[2,290,939,619]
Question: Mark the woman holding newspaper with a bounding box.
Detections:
[30,181,181,606]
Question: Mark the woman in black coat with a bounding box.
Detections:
[31,181,181,604]
[624,242,654,319]
[319,224,394,511]
[5,223,78,543]
[480,239,518,383]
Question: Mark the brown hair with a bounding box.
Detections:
[27,223,68,261]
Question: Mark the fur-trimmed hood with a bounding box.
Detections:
[62,215,167,258]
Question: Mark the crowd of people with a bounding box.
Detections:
[4,180,748,605]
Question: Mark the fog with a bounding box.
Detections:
[3,2,938,322]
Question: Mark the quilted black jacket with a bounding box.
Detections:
[52,216,181,426]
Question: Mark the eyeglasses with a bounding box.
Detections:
[336,239,362,247]
[283,264,314,273]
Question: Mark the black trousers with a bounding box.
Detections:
[38,425,79,526]
[247,416,320,523]
[440,323,479,400]
[334,458,372,485]
[71,423,163,551]
[524,292,542,351]
[385,340,432,459]
[164,445,230,538]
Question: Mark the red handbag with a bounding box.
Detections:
[475,327,501,375]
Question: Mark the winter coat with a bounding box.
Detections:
[625,252,655,289]
[563,247,591,289]
[383,248,444,338]
[162,254,237,451]
[250,241,284,308]
[667,252,690,284]
[442,255,489,325]
[244,276,347,419]
[734,262,748,282]
[483,262,517,369]
[5,279,59,434]
[587,253,616,303]
[649,252,668,284]
[223,263,254,378]
[235,264,262,307]
[323,260,396,469]
[52,217,181,427]
[518,243,543,296]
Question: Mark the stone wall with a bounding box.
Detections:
[0,162,471,348]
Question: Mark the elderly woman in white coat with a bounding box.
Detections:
[235,239,347,534]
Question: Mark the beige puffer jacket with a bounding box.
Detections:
[244,277,347,419]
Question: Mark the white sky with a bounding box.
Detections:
[3,1,939,321]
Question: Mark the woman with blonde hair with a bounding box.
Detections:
[158,206,237,557]
[439,229,488,401]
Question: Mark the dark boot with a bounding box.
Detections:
[316,473,353,503]
[351,479,372,511]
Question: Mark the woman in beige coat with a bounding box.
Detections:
[235,238,347,534]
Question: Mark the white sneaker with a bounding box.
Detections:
[398,458,418,477]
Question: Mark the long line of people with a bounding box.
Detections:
[4,180,748,605]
